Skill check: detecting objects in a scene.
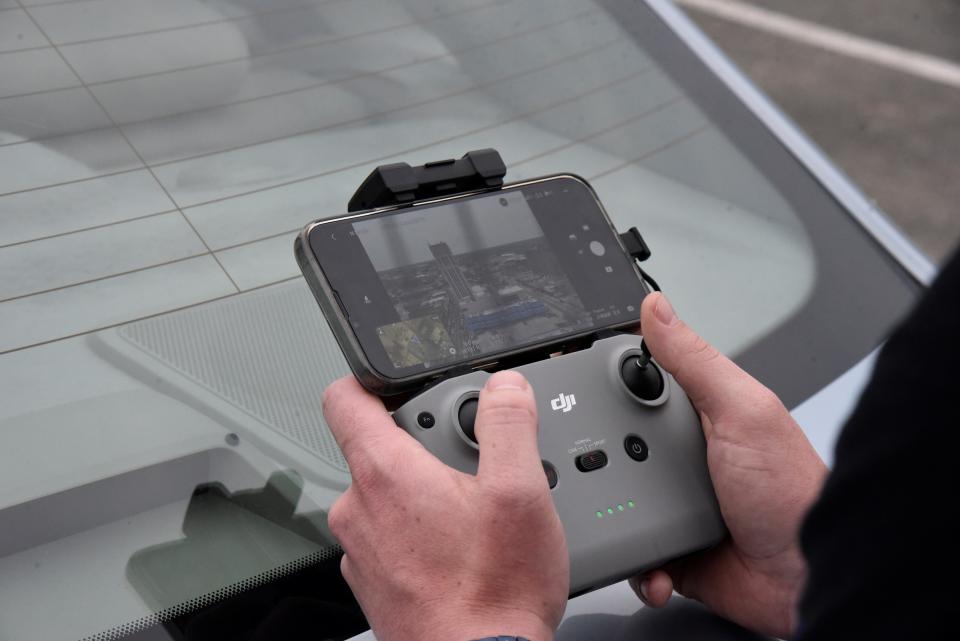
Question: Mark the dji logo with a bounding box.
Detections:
[550,393,577,413]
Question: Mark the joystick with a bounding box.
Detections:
[392,334,725,594]
[457,397,479,445]
[620,355,664,401]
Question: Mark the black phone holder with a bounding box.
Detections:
[347,148,507,212]
[347,149,652,264]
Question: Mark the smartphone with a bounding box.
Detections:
[295,174,649,397]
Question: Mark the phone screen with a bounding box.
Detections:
[309,176,647,379]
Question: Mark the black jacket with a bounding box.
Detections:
[797,248,960,640]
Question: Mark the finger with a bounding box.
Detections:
[640,292,756,422]
[629,570,675,608]
[322,376,411,467]
[474,371,542,484]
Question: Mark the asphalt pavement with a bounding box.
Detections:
[679,0,960,265]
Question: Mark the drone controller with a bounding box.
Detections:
[319,150,725,595]
[393,333,725,594]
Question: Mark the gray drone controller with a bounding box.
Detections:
[393,333,726,595]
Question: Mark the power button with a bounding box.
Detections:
[624,434,649,462]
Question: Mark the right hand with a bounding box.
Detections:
[629,293,828,639]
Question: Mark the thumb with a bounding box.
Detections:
[640,292,756,422]
[474,370,543,485]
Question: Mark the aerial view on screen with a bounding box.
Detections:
[355,192,593,368]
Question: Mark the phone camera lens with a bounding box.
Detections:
[498,197,508,207]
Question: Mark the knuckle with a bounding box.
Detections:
[327,497,350,540]
[321,380,348,422]
[749,385,787,419]
[484,482,524,511]
[671,331,721,385]
[478,401,537,430]
[347,442,398,490]
[346,453,380,490]
[320,387,333,414]
[484,471,546,510]
[687,333,720,363]
[339,554,355,584]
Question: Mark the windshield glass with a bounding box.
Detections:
[0,1,917,639]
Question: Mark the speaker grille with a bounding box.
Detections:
[118,280,349,472]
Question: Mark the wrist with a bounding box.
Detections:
[761,545,808,639]
[421,606,556,641]
[782,548,808,639]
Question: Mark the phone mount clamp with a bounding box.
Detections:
[346,148,652,265]
[347,148,506,212]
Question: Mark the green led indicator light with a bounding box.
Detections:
[597,502,635,517]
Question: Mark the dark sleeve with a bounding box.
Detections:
[796,247,960,640]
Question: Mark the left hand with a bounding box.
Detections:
[322,370,569,641]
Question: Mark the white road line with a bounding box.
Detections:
[676,0,960,89]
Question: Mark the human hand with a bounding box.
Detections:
[629,293,827,638]
[322,371,569,641]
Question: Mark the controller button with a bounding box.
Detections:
[416,412,435,429]
[543,460,558,489]
[575,450,608,472]
[620,356,664,401]
[624,434,649,462]
[457,397,480,444]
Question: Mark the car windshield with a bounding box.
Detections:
[0,1,918,640]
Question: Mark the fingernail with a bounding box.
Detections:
[639,578,651,602]
[654,295,678,326]
[485,370,528,391]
